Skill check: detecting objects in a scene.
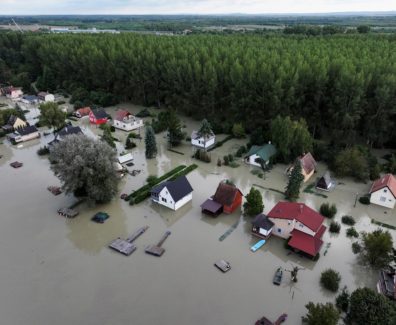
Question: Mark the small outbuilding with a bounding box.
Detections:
[245,143,277,168]
[75,107,92,118]
[200,199,223,216]
[191,130,215,149]
[201,182,243,216]
[118,153,134,165]
[150,175,193,211]
[89,108,109,125]
[316,171,334,191]
[369,174,396,209]
[38,92,55,102]
[252,214,274,239]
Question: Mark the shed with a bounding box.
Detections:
[252,214,274,239]
[200,199,223,216]
[89,108,109,125]
[118,153,134,164]
[316,171,334,191]
[245,143,277,167]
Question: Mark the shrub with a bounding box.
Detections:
[57,100,66,105]
[37,146,49,156]
[228,154,234,162]
[229,162,240,168]
[352,242,361,254]
[217,158,222,167]
[136,108,151,118]
[320,269,341,292]
[347,227,359,238]
[359,196,370,205]
[223,155,229,166]
[125,137,136,149]
[320,203,337,218]
[146,175,158,185]
[194,149,211,163]
[110,125,115,132]
[236,145,247,157]
[335,286,350,312]
[329,221,341,233]
[341,215,355,225]
[186,136,191,141]
[232,123,245,138]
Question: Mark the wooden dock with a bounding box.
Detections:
[109,226,149,256]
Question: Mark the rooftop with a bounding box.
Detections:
[370,174,396,198]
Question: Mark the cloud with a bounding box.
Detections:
[1,0,395,15]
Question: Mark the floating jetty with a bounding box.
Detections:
[109,226,149,256]
[57,207,78,218]
[145,230,171,257]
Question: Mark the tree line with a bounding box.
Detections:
[1,32,396,148]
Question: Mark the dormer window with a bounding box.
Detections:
[384,189,388,193]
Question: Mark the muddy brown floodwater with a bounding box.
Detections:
[0,102,395,325]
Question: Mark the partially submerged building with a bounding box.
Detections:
[245,143,277,168]
[7,125,40,144]
[151,175,193,211]
[316,171,335,191]
[113,110,143,131]
[287,152,317,182]
[267,202,326,258]
[251,214,274,239]
[191,130,215,149]
[201,182,243,216]
[369,174,396,209]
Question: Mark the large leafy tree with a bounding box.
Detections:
[285,161,304,200]
[39,102,66,130]
[360,229,393,268]
[145,125,157,158]
[243,187,264,216]
[302,302,340,325]
[49,135,119,203]
[349,288,396,325]
[101,124,115,148]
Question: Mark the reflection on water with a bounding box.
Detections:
[0,103,395,325]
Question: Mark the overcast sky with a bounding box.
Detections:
[1,0,395,15]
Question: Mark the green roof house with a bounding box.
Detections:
[245,143,277,167]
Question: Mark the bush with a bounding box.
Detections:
[341,215,355,225]
[352,242,361,254]
[217,158,222,166]
[232,123,245,138]
[320,203,337,218]
[223,155,229,166]
[37,146,50,156]
[57,100,66,105]
[146,175,158,185]
[228,154,234,162]
[194,149,211,163]
[347,227,359,238]
[320,269,341,292]
[229,162,240,168]
[186,136,191,141]
[359,196,370,205]
[236,145,247,157]
[125,137,136,149]
[329,221,341,233]
[136,108,151,118]
[110,125,115,132]
[335,286,350,312]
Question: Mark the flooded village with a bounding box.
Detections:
[0,90,395,325]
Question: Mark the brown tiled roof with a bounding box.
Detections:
[370,174,396,198]
[114,109,131,121]
[213,182,242,206]
[299,152,317,174]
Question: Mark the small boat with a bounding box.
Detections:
[251,239,266,252]
[273,267,283,285]
[91,212,110,224]
[214,260,231,273]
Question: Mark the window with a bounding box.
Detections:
[288,221,291,225]
[123,124,126,128]
[299,223,304,228]
[277,228,281,233]
[161,198,167,203]
[384,189,388,193]
[380,197,386,202]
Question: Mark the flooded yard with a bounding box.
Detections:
[0,102,395,325]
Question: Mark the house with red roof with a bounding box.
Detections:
[287,152,317,182]
[74,107,92,118]
[369,174,396,209]
[113,109,143,131]
[200,182,243,216]
[267,202,326,258]
[89,108,109,125]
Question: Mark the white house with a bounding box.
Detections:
[7,125,40,144]
[38,92,55,102]
[251,214,274,239]
[150,175,193,211]
[369,174,396,209]
[245,143,277,167]
[191,130,215,149]
[118,153,134,164]
[267,201,326,257]
[113,110,143,131]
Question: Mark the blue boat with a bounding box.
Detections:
[251,239,266,252]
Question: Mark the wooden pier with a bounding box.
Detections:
[145,230,171,257]
[109,226,149,256]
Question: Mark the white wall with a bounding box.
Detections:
[269,218,295,239]
[247,154,268,167]
[174,193,193,210]
[45,94,55,102]
[17,131,40,143]
[191,136,215,149]
[258,227,272,237]
[370,188,396,209]
[114,119,143,131]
